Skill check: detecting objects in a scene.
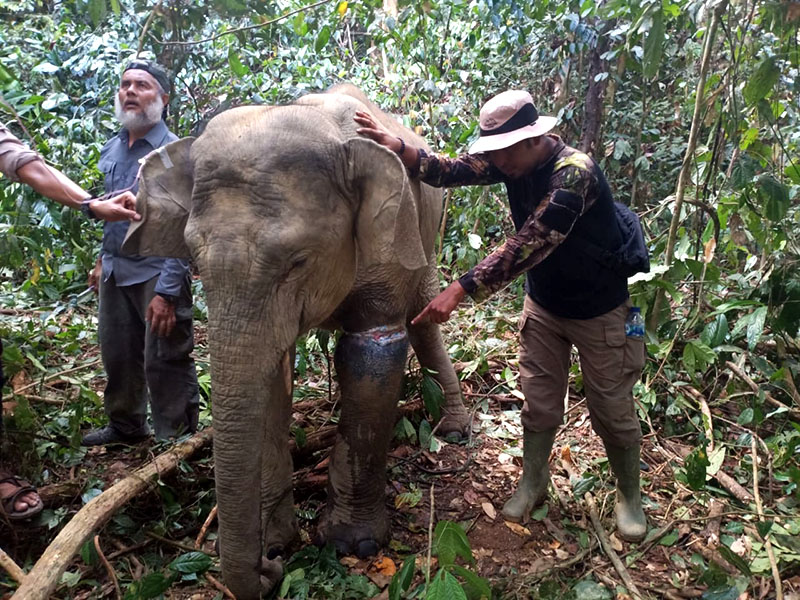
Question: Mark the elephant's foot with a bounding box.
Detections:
[438,398,472,441]
[259,556,285,595]
[314,519,387,558]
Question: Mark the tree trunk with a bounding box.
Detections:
[579,30,610,155]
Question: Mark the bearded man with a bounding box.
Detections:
[81,59,199,446]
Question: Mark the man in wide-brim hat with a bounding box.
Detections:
[354,90,648,542]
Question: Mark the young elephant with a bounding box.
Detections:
[122,84,470,599]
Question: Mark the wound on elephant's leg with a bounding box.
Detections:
[318,325,409,557]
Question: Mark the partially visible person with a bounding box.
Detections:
[80,59,200,447]
[354,90,648,542]
[0,121,141,521]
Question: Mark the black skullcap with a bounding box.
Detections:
[123,59,171,94]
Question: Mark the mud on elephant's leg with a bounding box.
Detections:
[317,325,408,558]
[261,350,299,559]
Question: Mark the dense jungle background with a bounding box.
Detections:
[1,0,799,598]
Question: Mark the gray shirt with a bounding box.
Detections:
[97,120,189,297]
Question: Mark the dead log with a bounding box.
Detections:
[12,429,213,600]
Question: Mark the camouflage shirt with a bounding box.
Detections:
[415,135,601,302]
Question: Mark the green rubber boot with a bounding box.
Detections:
[604,442,647,542]
[501,428,557,523]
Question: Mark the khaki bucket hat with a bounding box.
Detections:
[469,90,557,154]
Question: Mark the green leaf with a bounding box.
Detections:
[702,585,741,600]
[758,174,790,221]
[743,56,780,106]
[315,26,331,52]
[684,445,710,490]
[736,407,754,425]
[109,0,120,15]
[659,530,679,546]
[433,521,474,567]
[124,572,174,599]
[451,564,492,600]
[419,420,432,449]
[169,551,212,574]
[88,0,107,27]
[530,504,548,521]
[717,545,752,576]
[643,9,664,80]
[422,371,444,421]
[388,555,416,600]
[80,538,99,566]
[701,314,728,347]
[572,578,612,599]
[745,306,767,350]
[427,569,468,600]
[227,48,249,77]
[572,474,598,497]
[756,520,773,539]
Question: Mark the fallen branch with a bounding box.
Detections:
[194,505,218,550]
[1,358,101,404]
[0,545,25,584]
[205,573,235,599]
[558,448,643,600]
[12,428,213,600]
[725,360,800,420]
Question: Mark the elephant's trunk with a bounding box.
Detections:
[203,262,298,599]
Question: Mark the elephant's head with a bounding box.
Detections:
[122,100,430,598]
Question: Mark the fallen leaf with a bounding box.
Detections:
[339,556,360,568]
[554,548,569,560]
[609,532,623,552]
[482,502,497,520]
[560,445,573,464]
[730,535,752,557]
[366,572,392,588]
[547,539,561,550]
[463,489,479,505]
[369,556,397,576]
[504,521,531,537]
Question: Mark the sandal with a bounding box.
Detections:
[0,475,43,521]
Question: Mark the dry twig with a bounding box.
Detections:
[559,449,643,600]
[194,505,218,549]
[94,535,121,600]
[752,438,782,600]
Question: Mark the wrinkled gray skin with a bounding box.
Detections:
[122,84,470,600]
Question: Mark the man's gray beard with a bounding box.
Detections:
[114,95,164,130]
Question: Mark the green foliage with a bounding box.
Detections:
[389,520,491,600]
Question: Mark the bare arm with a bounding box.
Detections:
[15,159,87,208]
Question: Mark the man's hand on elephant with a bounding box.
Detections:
[412,281,467,325]
[353,111,397,149]
[146,295,177,337]
[89,191,141,222]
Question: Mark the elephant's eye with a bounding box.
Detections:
[290,256,307,271]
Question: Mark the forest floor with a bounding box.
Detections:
[1,296,799,600]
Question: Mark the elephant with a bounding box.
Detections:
[121,84,470,599]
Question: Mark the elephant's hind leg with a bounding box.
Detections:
[317,325,408,557]
[409,269,471,439]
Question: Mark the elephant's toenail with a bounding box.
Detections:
[356,539,379,558]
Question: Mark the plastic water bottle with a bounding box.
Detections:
[625,307,645,339]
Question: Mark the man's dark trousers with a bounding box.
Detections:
[99,273,199,439]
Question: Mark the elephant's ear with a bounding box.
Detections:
[122,137,196,258]
[347,137,427,271]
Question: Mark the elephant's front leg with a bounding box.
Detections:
[317,325,409,557]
